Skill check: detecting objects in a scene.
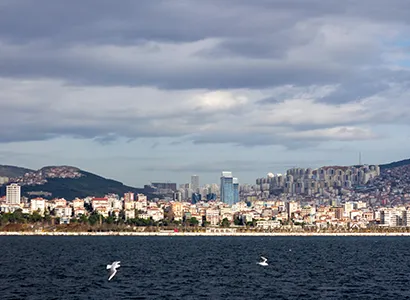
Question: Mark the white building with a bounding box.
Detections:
[6,183,21,205]
[286,201,299,219]
[380,209,401,227]
[147,207,164,222]
[30,198,47,215]
[256,220,281,229]
[0,176,9,185]
[54,206,73,218]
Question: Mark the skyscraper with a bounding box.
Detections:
[191,175,199,193]
[220,171,234,206]
[6,183,21,205]
[233,177,239,204]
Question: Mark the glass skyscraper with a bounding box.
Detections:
[220,171,239,206]
[220,171,234,205]
[233,177,239,204]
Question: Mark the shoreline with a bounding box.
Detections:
[1,231,410,236]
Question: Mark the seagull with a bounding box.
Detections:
[106,261,121,281]
[258,256,268,266]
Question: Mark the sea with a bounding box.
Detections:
[1,236,410,299]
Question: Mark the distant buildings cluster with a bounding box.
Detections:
[256,165,380,197]
[3,163,410,230]
[165,172,240,206]
[0,166,83,187]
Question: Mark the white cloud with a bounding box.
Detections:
[0,76,406,148]
[191,90,248,112]
[253,97,370,127]
[284,126,378,140]
[1,1,410,151]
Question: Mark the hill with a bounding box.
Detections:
[0,165,156,200]
[0,165,34,177]
[380,158,410,170]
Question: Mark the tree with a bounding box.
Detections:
[88,212,101,226]
[29,211,43,223]
[189,217,199,227]
[0,213,11,225]
[118,210,126,223]
[246,219,257,227]
[234,216,243,226]
[43,213,52,223]
[221,218,230,228]
[84,202,93,213]
[12,209,25,224]
[79,214,88,224]
[105,215,115,225]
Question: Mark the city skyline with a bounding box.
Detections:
[1,1,410,187]
[1,161,408,232]
[0,157,399,188]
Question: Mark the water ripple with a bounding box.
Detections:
[1,236,410,299]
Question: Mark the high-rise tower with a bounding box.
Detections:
[233,177,239,204]
[191,175,199,193]
[220,171,234,206]
[6,183,21,205]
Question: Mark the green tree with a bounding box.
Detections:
[0,213,11,225]
[88,212,101,226]
[221,218,230,228]
[189,217,199,227]
[79,214,88,224]
[234,216,243,226]
[29,211,43,223]
[105,215,115,225]
[43,213,52,224]
[12,209,25,224]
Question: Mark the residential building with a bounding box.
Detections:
[6,183,21,205]
[30,197,47,215]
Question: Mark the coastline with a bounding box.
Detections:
[1,231,410,236]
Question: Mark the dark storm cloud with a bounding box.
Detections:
[191,132,320,150]
[197,30,316,60]
[0,0,408,91]
[0,102,191,144]
[319,69,410,104]
[321,81,390,104]
[0,0,409,146]
[0,43,348,89]
[0,0,337,44]
[1,0,409,45]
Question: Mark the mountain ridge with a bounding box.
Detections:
[0,164,155,200]
[0,165,34,178]
[1,158,410,200]
[379,158,410,170]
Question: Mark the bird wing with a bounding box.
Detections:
[261,256,267,262]
[108,269,117,281]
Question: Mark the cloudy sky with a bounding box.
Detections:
[0,0,410,187]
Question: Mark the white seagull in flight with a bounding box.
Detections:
[106,261,121,281]
[258,256,268,266]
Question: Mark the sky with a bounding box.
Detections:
[0,0,410,187]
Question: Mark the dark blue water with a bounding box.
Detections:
[1,236,410,299]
